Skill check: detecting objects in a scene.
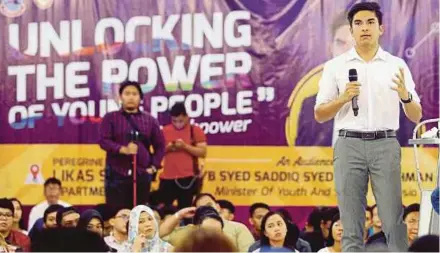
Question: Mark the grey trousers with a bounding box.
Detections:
[333,137,408,252]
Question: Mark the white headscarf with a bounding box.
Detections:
[125,205,169,252]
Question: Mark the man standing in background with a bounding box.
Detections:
[158,102,207,210]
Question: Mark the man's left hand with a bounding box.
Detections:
[392,67,409,100]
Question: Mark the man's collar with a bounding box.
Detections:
[120,108,141,115]
[346,47,387,62]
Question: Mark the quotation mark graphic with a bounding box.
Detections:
[257,87,275,102]
[405,22,439,58]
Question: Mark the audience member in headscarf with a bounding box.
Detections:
[318,214,343,252]
[407,235,439,252]
[252,211,297,252]
[0,198,30,252]
[56,206,80,228]
[105,206,131,252]
[120,205,172,252]
[78,209,104,237]
[193,206,224,232]
[218,200,235,221]
[403,204,420,246]
[31,227,109,252]
[173,227,238,252]
[9,198,26,235]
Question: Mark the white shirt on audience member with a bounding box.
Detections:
[315,47,420,132]
[27,200,70,230]
[104,235,127,252]
[317,247,331,253]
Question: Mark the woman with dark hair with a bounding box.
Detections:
[77,209,104,237]
[9,198,27,234]
[318,214,343,252]
[252,211,298,252]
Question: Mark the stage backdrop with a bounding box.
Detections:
[0,0,438,208]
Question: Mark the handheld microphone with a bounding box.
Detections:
[349,69,359,116]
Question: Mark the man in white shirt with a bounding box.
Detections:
[314,2,422,252]
[104,206,130,252]
[27,177,70,230]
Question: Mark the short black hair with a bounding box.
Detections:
[170,102,187,117]
[217,200,235,214]
[403,203,420,221]
[249,203,270,217]
[193,193,216,206]
[44,177,62,188]
[0,198,14,216]
[43,204,64,223]
[56,207,79,226]
[331,11,350,39]
[119,80,143,100]
[347,2,383,27]
[193,206,224,228]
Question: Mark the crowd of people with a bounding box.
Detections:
[0,177,438,252]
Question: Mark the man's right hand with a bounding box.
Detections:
[340,81,361,103]
[120,142,138,155]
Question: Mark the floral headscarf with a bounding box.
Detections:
[121,205,170,252]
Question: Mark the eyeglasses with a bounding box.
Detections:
[0,213,13,219]
[115,214,130,220]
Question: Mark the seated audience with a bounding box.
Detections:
[160,193,254,252]
[56,206,80,228]
[252,211,297,252]
[0,198,30,252]
[408,235,439,252]
[31,227,109,252]
[218,200,236,221]
[121,205,173,252]
[78,209,104,237]
[28,178,70,230]
[193,206,224,232]
[173,227,238,252]
[403,203,420,246]
[249,203,271,240]
[104,206,130,252]
[318,214,343,252]
[9,198,26,235]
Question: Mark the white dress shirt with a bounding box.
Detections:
[27,200,70,230]
[315,47,420,132]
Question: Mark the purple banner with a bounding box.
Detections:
[1,0,438,146]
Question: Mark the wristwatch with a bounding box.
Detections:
[401,92,412,103]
